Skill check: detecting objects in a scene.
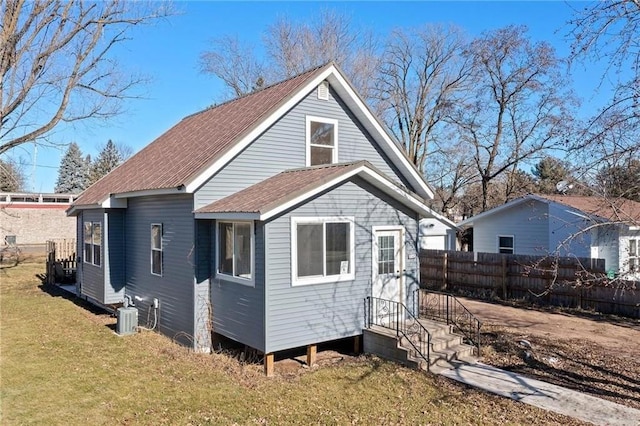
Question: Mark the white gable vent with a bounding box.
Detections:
[317,81,329,100]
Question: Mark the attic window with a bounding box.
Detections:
[317,81,329,100]
[306,116,338,166]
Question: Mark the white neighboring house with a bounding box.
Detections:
[457,194,640,279]
[419,216,458,250]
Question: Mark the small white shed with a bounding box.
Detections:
[419,216,457,251]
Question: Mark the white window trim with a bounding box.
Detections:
[150,223,163,277]
[498,235,515,254]
[83,221,101,267]
[215,220,255,287]
[305,115,338,167]
[627,237,639,273]
[291,216,355,286]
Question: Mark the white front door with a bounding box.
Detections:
[372,228,404,304]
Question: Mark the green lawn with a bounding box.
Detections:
[0,262,584,425]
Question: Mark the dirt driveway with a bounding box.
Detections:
[460,297,640,359]
[457,297,640,410]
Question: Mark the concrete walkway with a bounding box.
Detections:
[434,360,640,426]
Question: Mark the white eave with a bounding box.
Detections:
[195,164,444,223]
[184,64,434,200]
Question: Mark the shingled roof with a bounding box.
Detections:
[536,194,640,223]
[72,63,333,208]
[459,193,640,227]
[194,161,451,223]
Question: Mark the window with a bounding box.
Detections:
[498,235,514,254]
[306,116,337,166]
[151,224,163,276]
[377,235,396,274]
[83,222,101,266]
[292,217,354,285]
[629,238,639,273]
[217,221,253,283]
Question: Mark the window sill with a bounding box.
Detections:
[292,273,355,287]
[215,273,255,287]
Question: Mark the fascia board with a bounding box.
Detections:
[194,212,260,220]
[327,72,434,200]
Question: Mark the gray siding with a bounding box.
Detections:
[594,225,620,272]
[210,221,266,352]
[125,194,195,345]
[79,209,105,302]
[548,202,591,257]
[194,87,408,209]
[264,177,419,353]
[104,209,125,304]
[473,200,550,255]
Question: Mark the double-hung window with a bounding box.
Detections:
[292,217,355,285]
[498,235,514,254]
[629,238,639,273]
[151,224,163,276]
[83,222,101,266]
[306,116,338,166]
[217,221,253,284]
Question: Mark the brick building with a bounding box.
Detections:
[1,193,77,248]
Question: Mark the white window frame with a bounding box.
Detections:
[215,220,255,286]
[291,216,355,286]
[83,221,101,267]
[498,235,514,254]
[151,223,163,277]
[628,237,639,273]
[305,116,338,167]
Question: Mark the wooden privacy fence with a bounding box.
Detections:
[46,239,76,285]
[420,249,639,318]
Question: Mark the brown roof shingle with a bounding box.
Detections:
[73,63,332,207]
[195,161,368,216]
[536,194,640,223]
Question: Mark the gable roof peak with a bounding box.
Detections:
[183,62,335,122]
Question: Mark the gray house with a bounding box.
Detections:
[68,63,450,371]
[458,194,640,278]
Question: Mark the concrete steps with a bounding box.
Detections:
[363,318,477,371]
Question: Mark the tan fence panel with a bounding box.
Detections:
[419,249,639,318]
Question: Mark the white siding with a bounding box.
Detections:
[473,199,549,255]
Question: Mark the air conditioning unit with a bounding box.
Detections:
[116,307,138,335]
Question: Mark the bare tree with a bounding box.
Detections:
[426,140,477,219]
[374,24,471,174]
[199,35,265,99]
[0,0,171,155]
[0,157,24,191]
[452,25,576,211]
[569,0,639,125]
[568,1,640,194]
[199,9,380,101]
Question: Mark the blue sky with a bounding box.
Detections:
[14,1,606,193]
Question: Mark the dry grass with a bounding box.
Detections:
[1,261,587,425]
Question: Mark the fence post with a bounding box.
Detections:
[442,252,448,291]
[501,256,508,299]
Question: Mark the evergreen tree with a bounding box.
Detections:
[88,140,123,185]
[531,156,573,194]
[55,143,90,193]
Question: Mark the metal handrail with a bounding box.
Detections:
[365,296,432,371]
[415,289,482,356]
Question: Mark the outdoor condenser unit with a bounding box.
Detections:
[116,307,138,335]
